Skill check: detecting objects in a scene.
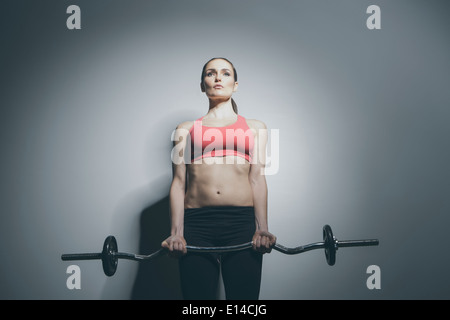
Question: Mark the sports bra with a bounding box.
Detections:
[189,114,255,163]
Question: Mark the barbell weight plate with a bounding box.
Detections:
[323,225,336,266]
[102,236,118,276]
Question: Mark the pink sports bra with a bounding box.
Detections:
[189,115,255,163]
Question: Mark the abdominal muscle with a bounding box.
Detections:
[184,156,254,208]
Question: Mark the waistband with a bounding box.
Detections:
[184,206,255,221]
[185,205,254,214]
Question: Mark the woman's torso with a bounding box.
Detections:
[183,115,255,209]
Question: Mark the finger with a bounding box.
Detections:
[253,237,259,251]
[260,236,267,248]
[266,236,271,249]
[260,237,268,253]
[176,242,185,254]
[258,238,267,253]
[266,237,273,252]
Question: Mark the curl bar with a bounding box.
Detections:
[61,224,379,277]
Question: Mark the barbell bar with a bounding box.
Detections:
[61,224,379,277]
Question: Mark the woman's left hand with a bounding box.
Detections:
[252,230,277,253]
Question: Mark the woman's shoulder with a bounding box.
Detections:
[243,117,267,130]
[175,120,195,131]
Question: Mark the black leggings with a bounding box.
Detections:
[179,206,263,300]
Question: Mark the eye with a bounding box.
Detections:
[224,72,231,76]
[206,72,215,77]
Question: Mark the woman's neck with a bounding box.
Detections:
[207,99,236,119]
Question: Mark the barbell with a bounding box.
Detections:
[61,224,379,277]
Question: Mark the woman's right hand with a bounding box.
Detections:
[161,235,187,258]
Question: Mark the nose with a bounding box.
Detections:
[215,74,222,82]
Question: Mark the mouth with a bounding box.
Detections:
[213,85,223,89]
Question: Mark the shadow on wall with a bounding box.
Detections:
[130,195,183,300]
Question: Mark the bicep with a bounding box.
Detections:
[171,124,191,185]
[171,125,190,166]
[249,121,268,179]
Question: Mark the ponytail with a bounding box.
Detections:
[231,98,238,114]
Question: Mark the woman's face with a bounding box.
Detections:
[201,59,238,100]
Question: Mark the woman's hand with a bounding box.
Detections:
[161,235,187,258]
[252,230,277,254]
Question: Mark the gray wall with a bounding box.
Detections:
[1,0,449,299]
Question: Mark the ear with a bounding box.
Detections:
[233,81,239,92]
[200,82,205,92]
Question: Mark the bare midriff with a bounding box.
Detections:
[184,156,254,208]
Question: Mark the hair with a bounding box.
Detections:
[201,57,238,114]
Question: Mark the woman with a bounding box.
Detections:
[162,57,276,300]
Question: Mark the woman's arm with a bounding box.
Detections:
[162,122,192,256]
[248,120,277,253]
